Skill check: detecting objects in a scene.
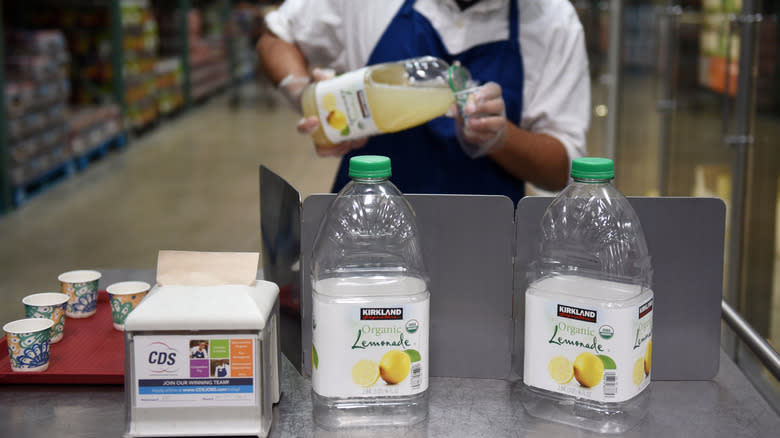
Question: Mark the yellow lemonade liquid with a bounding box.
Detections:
[302,63,455,146]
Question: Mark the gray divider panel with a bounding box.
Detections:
[261,163,727,382]
[301,194,516,379]
[260,166,303,373]
[514,197,726,381]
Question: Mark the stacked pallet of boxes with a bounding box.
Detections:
[29,8,121,112]
[67,104,123,167]
[156,6,229,103]
[53,8,115,108]
[155,58,184,116]
[122,0,160,130]
[4,30,71,190]
[155,6,186,116]
[156,6,183,58]
[23,7,126,171]
[231,4,261,82]
[189,9,230,100]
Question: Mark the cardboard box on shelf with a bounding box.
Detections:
[9,165,28,187]
[7,102,68,143]
[4,82,37,118]
[67,104,124,155]
[9,138,42,166]
[6,30,68,61]
[6,55,69,83]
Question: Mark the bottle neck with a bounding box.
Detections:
[352,177,389,184]
[572,177,612,184]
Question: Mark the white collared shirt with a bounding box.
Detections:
[266,0,590,165]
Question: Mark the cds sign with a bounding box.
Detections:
[144,341,180,373]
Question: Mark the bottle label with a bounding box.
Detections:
[524,292,653,403]
[315,67,379,143]
[312,294,429,398]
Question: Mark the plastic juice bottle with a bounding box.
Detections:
[301,56,469,146]
[310,155,430,428]
[522,158,654,434]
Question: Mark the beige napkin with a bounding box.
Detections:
[156,250,259,286]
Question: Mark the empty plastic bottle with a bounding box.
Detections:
[522,157,654,434]
[311,155,430,428]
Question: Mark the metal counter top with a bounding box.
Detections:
[3,270,777,436]
[1,350,778,438]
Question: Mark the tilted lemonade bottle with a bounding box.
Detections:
[301,56,470,146]
[311,155,430,427]
[522,158,654,434]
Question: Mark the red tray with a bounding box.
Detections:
[0,291,124,384]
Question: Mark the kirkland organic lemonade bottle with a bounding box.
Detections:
[522,158,654,434]
[301,56,470,146]
[311,155,430,428]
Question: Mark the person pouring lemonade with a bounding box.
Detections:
[257,0,590,203]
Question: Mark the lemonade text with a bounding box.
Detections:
[548,323,605,353]
[351,326,411,350]
[633,317,653,349]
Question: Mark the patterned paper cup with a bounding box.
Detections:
[3,318,54,372]
[58,270,102,318]
[106,281,151,331]
[22,292,70,343]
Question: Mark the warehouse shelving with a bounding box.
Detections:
[0,5,8,212]
[1,0,263,213]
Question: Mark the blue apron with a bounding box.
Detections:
[332,0,525,204]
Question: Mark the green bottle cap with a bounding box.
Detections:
[349,155,392,179]
[571,157,614,180]
[448,63,471,92]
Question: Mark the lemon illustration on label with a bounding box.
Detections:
[327,110,348,131]
[644,340,652,376]
[322,93,338,112]
[573,352,604,388]
[380,350,411,385]
[548,356,574,384]
[351,359,380,387]
[404,349,421,363]
[633,357,645,385]
[597,354,617,370]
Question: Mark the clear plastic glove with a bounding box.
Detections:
[295,68,367,157]
[278,74,311,114]
[454,82,507,159]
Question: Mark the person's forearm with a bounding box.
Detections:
[256,31,309,85]
[488,122,570,191]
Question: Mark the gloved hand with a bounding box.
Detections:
[454,82,507,158]
[295,68,367,157]
[277,73,311,114]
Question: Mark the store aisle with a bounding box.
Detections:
[0,85,340,333]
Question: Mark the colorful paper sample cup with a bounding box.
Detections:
[58,270,102,318]
[106,281,150,331]
[22,292,70,343]
[3,318,54,372]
